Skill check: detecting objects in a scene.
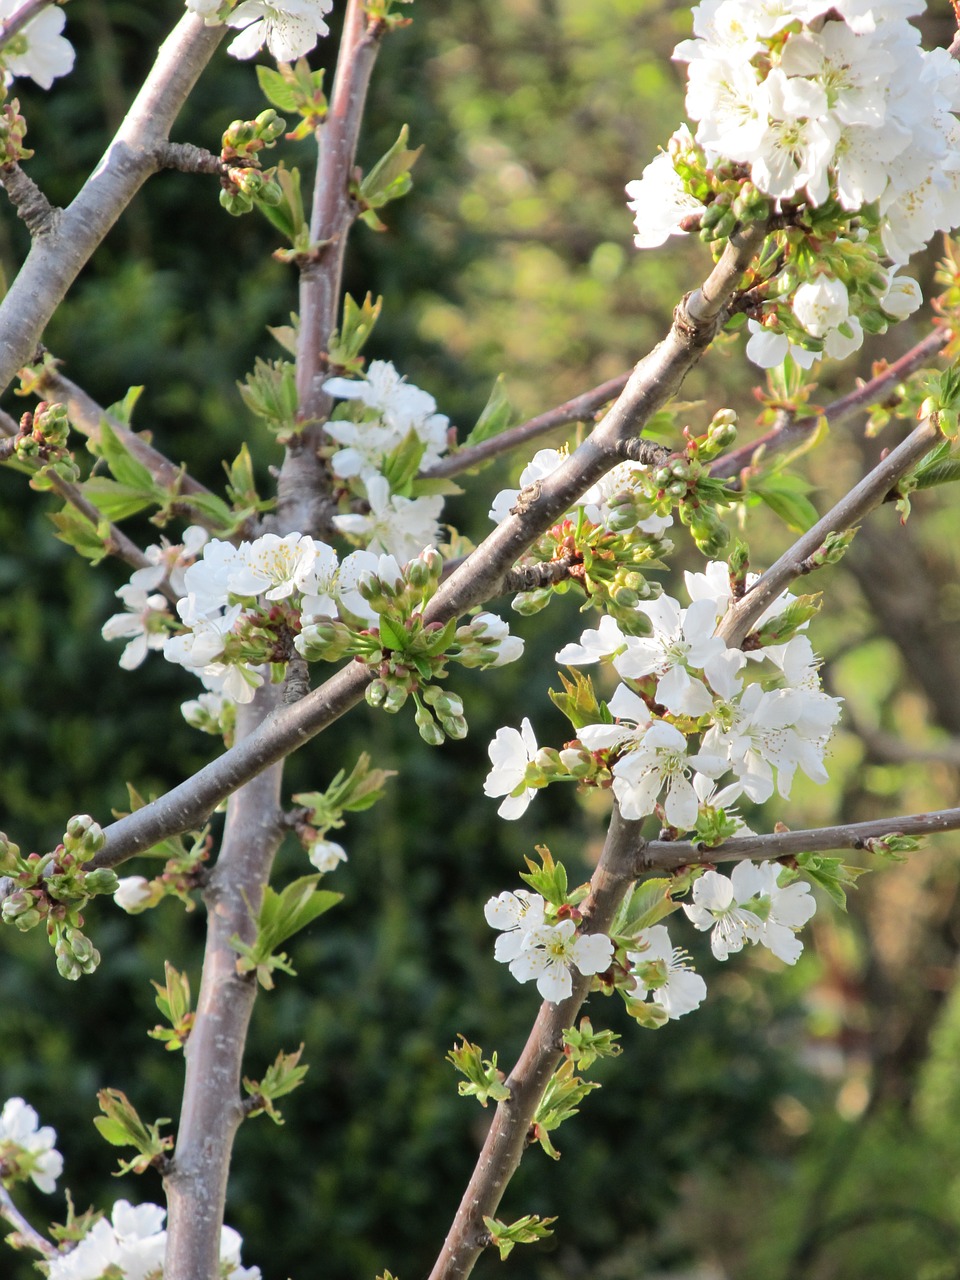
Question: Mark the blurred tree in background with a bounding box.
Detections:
[3,3,960,1279]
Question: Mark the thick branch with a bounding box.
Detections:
[427,807,642,1280]
[162,690,285,1280]
[715,417,941,648]
[277,0,384,538]
[711,327,952,481]
[0,12,225,397]
[635,804,960,872]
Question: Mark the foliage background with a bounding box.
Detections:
[3,2,960,1278]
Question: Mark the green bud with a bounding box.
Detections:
[255,109,286,143]
[219,189,254,216]
[612,585,639,609]
[383,684,408,714]
[14,907,42,932]
[414,705,445,746]
[511,588,552,616]
[83,868,120,897]
[365,679,388,708]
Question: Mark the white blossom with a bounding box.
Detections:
[307,837,348,873]
[224,0,333,62]
[101,583,170,671]
[0,1097,62,1193]
[626,135,707,249]
[683,868,762,960]
[484,890,547,962]
[507,919,614,1003]
[731,860,817,963]
[333,474,444,563]
[113,876,153,913]
[0,2,74,88]
[628,925,707,1018]
[484,718,539,819]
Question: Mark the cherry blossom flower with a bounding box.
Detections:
[101,583,170,671]
[484,719,539,819]
[324,360,450,479]
[113,877,153,913]
[224,0,333,62]
[0,1,74,88]
[611,719,725,829]
[333,473,444,562]
[228,532,320,601]
[307,838,348,874]
[128,526,208,598]
[683,868,762,960]
[628,925,707,1018]
[732,860,817,964]
[0,1097,62,1193]
[556,614,627,667]
[507,919,614,1003]
[484,890,547,962]
[613,594,729,716]
[626,136,707,249]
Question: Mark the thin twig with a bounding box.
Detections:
[0,163,58,236]
[420,373,632,481]
[711,327,952,481]
[0,1182,57,1259]
[715,418,941,648]
[635,804,960,872]
[0,11,225,397]
[34,367,251,537]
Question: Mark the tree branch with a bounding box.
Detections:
[427,806,642,1280]
[710,327,952,481]
[0,163,58,236]
[162,688,285,1280]
[420,373,633,481]
[635,804,960,872]
[277,0,384,539]
[715,417,941,648]
[34,366,248,536]
[0,11,225,397]
[0,1182,57,1258]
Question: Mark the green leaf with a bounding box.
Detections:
[358,124,422,212]
[617,878,676,936]
[48,506,112,564]
[380,429,427,494]
[751,473,819,532]
[256,65,300,112]
[377,614,409,652]
[97,420,156,491]
[81,477,155,521]
[104,386,144,426]
[462,374,515,449]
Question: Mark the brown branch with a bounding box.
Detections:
[152,141,222,176]
[0,1182,57,1259]
[161,689,285,1280]
[277,0,385,539]
[0,11,225,397]
[710,327,952,481]
[635,804,960,873]
[501,555,579,595]
[420,373,633,481]
[427,807,642,1280]
[34,367,251,537]
[715,417,941,648]
[0,163,58,236]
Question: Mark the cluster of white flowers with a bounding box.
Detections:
[186,0,333,61]
[628,0,956,367]
[684,860,817,964]
[324,361,450,562]
[0,1096,62,1194]
[0,0,74,89]
[489,448,673,540]
[101,527,209,671]
[484,890,614,1003]
[45,1199,259,1280]
[485,562,841,829]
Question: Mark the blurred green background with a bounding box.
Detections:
[4,2,960,1278]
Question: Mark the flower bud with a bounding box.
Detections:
[382,684,408,714]
[365,679,389,708]
[83,868,119,897]
[414,705,444,746]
